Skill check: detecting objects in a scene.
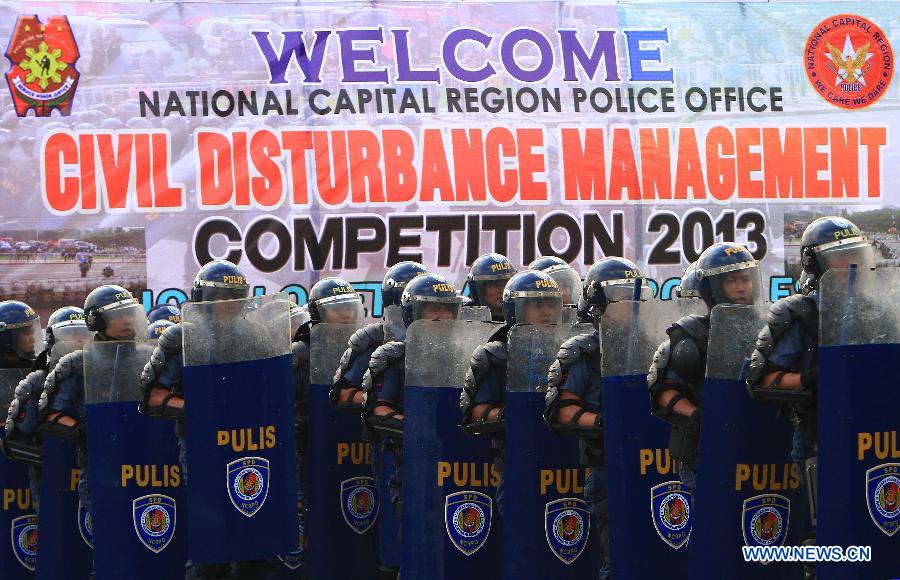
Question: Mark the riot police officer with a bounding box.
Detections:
[746,216,875,569]
[528,256,583,306]
[148,319,174,341]
[148,303,182,326]
[647,243,760,494]
[460,270,562,515]
[544,257,652,579]
[673,261,702,302]
[0,300,40,369]
[38,285,147,571]
[362,273,463,539]
[466,253,517,322]
[331,261,428,410]
[139,260,251,579]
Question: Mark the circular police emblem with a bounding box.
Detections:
[452,502,486,538]
[347,487,375,518]
[658,492,691,532]
[551,509,585,547]
[233,467,264,502]
[749,507,784,546]
[831,218,853,229]
[139,505,172,538]
[874,475,900,519]
[16,523,38,557]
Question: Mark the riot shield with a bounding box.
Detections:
[503,323,596,577]
[817,268,900,579]
[305,322,377,580]
[599,300,705,579]
[0,368,36,578]
[182,294,297,563]
[383,305,405,343]
[402,319,502,578]
[687,305,801,579]
[83,341,187,579]
[460,305,492,322]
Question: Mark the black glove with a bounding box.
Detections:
[800,364,818,390]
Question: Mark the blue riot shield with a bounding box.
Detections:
[600,300,705,579]
[402,319,501,578]
[0,368,36,578]
[305,321,378,580]
[817,268,900,578]
[688,305,802,579]
[36,340,92,580]
[83,340,188,579]
[503,323,595,578]
[182,294,297,563]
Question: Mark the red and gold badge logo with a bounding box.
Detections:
[804,15,893,109]
[4,15,80,117]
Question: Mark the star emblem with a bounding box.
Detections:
[825,35,873,86]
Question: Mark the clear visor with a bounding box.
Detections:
[411,300,462,322]
[548,269,583,305]
[290,308,310,337]
[8,319,41,358]
[475,279,508,312]
[200,285,250,302]
[54,324,93,348]
[708,264,761,306]
[317,296,365,325]
[817,241,875,273]
[100,303,149,340]
[602,281,653,304]
[514,295,563,325]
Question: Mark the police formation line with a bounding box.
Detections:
[0,216,897,580]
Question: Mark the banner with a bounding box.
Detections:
[1,1,898,320]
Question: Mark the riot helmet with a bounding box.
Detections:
[501,270,563,326]
[382,261,428,308]
[400,274,463,327]
[307,277,364,325]
[190,260,250,303]
[466,253,517,319]
[0,301,40,359]
[83,285,148,340]
[695,243,760,308]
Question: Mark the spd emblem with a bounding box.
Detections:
[77,499,93,548]
[544,498,590,564]
[278,511,305,570]
[742,494,790,563]
[10,514,38,571]
[866,463,900,537]
[340,477,378,535]
[444,491,492,556]
[227,457,269,517]
[4,15,80,117]
[132,494,176,553]
[650,481,692,549]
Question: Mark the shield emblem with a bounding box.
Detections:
[544,497,590,564]
[865,463,900,537]
[132,494,177,553]
[278,511,306,570]
[77,499,93,548]
[226,457,270,517]
[444,491,492,556]
[741,493,790,564]
[340,477,379,535]
[650,481,692,549]
[10,514,38,571]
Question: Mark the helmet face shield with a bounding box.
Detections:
[53,323,92,348]
[12,319,41,358]
[514,295,563,325]
[547,268,583,306]
[601,279,653,304]
[199,285,249,303]
[317,295,365,325]
[410,299,462,323]
[99,302,148,340]
[816,240,875,273]
[706,263,761,306]
[474,279,508,314]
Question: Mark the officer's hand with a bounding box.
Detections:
[149,388,184,409]
[800,365,818,390]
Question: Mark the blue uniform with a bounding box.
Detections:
[554,330,610,580]
[373,364,405,506]
[470,358,506,513]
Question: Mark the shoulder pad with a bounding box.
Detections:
[140,336,180,394]
[39,350,83,412]
[668,314,710,343]
[646,339,671,394]
[333,323,385,384]
[462,341,508,413]
[157,323,183,354]
[5,370,47,432]
[361,341,405,399]
[545,333,598,394]
[747,294,817,385]
[766,294,816,334]
[291,341,310,371]
[669,335,704,385]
